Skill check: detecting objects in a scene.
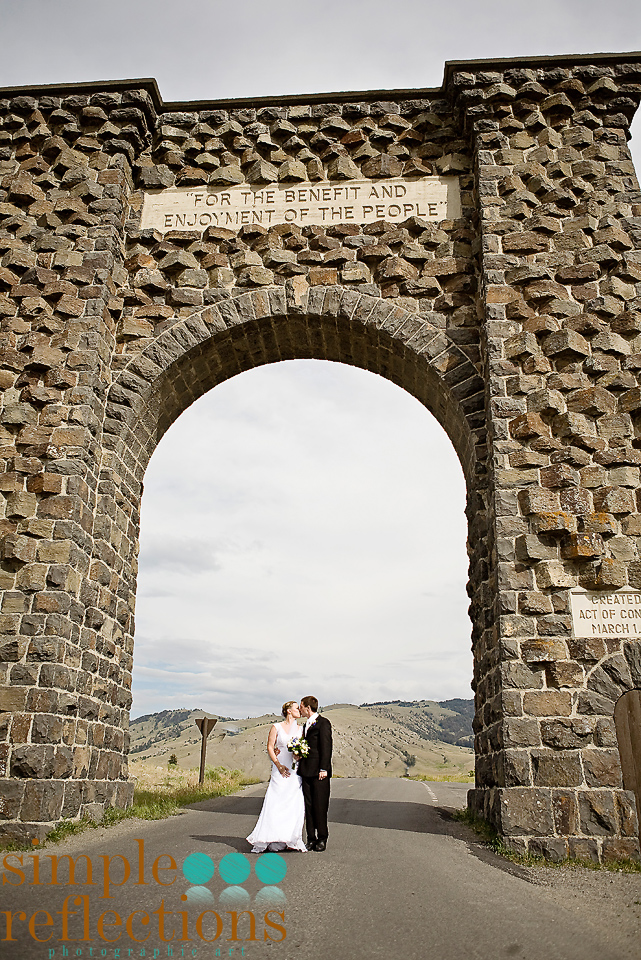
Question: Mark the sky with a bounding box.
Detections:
[1,1,640,719]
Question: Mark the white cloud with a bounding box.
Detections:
[133,361,471,718]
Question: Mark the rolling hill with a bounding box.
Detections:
[128,699,475,782]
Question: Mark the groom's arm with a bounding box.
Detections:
[318,718,332,777]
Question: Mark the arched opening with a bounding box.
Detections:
[98,291,489,787]
[132,359,472,727]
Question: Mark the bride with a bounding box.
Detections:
[246,700,307,853]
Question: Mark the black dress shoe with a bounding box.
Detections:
[313,841,326,852]
[305,841,317,851]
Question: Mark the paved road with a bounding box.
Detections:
[1,778,637,960]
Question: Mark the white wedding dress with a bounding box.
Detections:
[246,722,307,853]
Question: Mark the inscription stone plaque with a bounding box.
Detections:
[140,176,461,234]
[570,589,641,638]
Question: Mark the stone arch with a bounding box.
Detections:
[104,287,486,485]
[2,54,641,859]
[95,288,489,777]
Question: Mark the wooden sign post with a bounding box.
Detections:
[195,717,218,784]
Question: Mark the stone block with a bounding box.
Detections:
[516,535,556,562]
[9,711,33,743]
[61,780,82,818]
[519,488,558,515]
[529,836,570,862]
[618,386,641,413]
[608,536,636,561]
[623,640,641,685]
[582,749,622,788]
[4,491,37,518]
[615,791,639,838]
[541,718,593,750]
[523,690,572,716]
[594,718,617,748]
[502,717,541,748]
[521,639,568,662]
[308,268,338,286]
[503,750,532,786]
[559,487,592,515]
[11,743,55,779]
[601,838,641,861]
[530,511,576,535]
[1,532,38,564]
[561,533,604,560]
[540,464,578,488]
[537,614,571,637]
[509,413,550,440]
[535,562,575,589]
[568,837,600,862]
[0,686,28,712]
[15,563,48,592]
[532,750,582,786]
[584,559,627,589]
[582,512,617,536]
[593,486,635,514]
[501,661,544,689]
[0,779,26,820]
[31,713,63,744]
[543,329,589,358]
[553,412,597,445]
[609,466,639,487]
[579,790,618,836]
[20,779,64,821]
[546,661,585,687]
[499,787,555,836]
[577,690,616,717]
[519,592,553,615]
[567,386,617,416]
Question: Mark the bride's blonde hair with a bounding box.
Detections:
[281,700,297,718]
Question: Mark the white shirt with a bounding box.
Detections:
[304,712,318,734]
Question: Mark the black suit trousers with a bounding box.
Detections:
[301,774,330,843]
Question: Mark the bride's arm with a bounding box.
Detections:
[267,725,290,777]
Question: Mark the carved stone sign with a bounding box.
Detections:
[140,176,461,233]
[570,590,641,638]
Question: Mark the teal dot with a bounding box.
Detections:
[184,885,215,905]
[219,886,251,909]
[219,852,251,885]
[254,886,287,908]
[182,852,215,884]
[254,852,287,885]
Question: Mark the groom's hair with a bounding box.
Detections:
[300,696,318,712]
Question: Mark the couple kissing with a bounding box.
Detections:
[247,696,332,853]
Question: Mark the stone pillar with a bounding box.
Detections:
[0,84,157,839]
[453,57,641,859]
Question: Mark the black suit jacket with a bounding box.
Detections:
[297,714,332,778]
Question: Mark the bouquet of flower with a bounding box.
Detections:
[287,736,310,768]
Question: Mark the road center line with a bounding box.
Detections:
[421,782,438,802]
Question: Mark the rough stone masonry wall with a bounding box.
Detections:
[0,54,640,859]
[454,58,641,860]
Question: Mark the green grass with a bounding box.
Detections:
[452,807,641,873]
[1,766,259,852]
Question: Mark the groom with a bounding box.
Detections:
[297,696,332,852]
